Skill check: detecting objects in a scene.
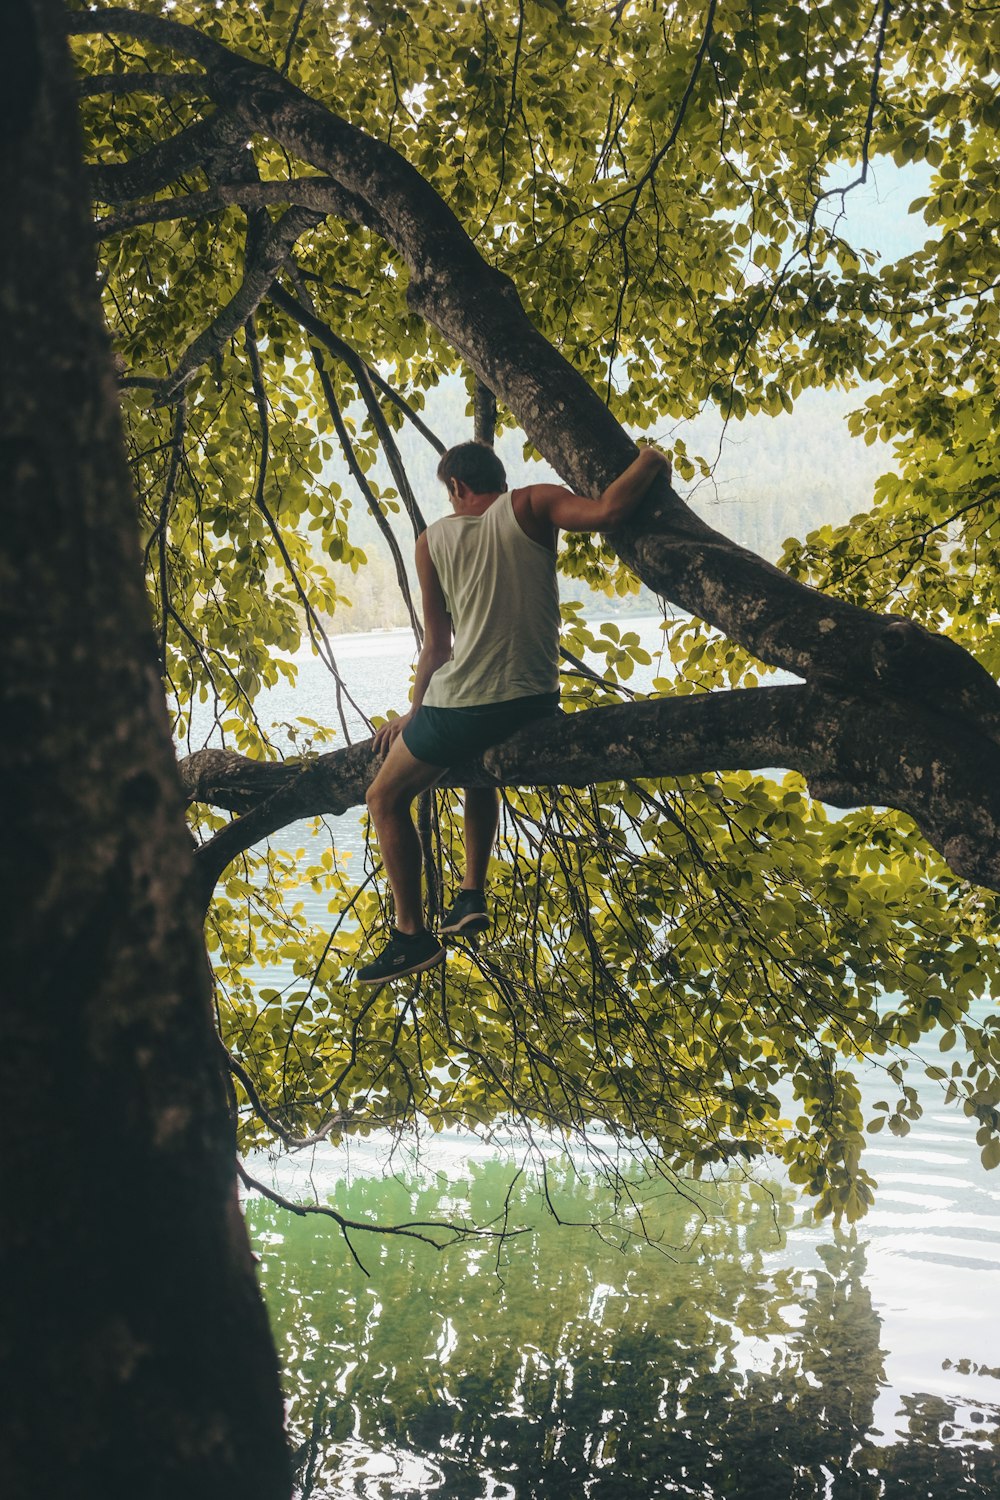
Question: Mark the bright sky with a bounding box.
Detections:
[821,158,935,261]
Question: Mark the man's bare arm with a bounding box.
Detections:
[526,447,671,533]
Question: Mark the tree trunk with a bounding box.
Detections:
[0,5,290,1496]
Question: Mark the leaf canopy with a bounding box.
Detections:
[70,0,1000,1221]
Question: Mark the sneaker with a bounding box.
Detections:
[439,889,490,937]
[357,927,445,985]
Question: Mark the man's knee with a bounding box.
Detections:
[365,779,387,818]
[366,777,409,820]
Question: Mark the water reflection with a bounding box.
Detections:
[247,1162,999,1498]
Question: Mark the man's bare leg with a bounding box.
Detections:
[463,786,500,891]
[366,736,443,933]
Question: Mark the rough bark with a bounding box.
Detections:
[80,70,210,98]
[474,378,498,445]
[0,5,290,1496]
[94,175,358,238]
[88,108,245,204]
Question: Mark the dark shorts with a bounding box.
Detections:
[402,691,560,767]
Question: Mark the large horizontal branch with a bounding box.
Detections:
[95,175,363,239]
[69,9,1000,759]
[87,109,243,204]
[181,687,1000,905]
[79,71,209,98]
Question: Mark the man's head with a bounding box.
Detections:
[436,441,507,504]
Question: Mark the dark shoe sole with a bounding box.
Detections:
[440,912,490,936]
[356,947,445,986]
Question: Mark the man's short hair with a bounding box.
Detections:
[436,441,507,495]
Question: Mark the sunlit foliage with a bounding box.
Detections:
[71,0,1000,1220]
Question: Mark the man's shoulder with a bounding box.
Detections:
[510,486,557,549]
[421,517,451,551]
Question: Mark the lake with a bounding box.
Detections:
[215,622,1000,1498]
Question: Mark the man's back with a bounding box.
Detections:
[423,491,560,710]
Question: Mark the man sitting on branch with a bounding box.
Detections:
[359,439,672,984]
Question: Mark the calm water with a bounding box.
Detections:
[223,625,1000,1498]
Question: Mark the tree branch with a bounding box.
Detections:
[79,71,209,98]
[225,1048,347,1150]
[273,277,427,535]
[358,364,446,454]
[241,314,367,741]
[88,110,243,204]
[301,334,422,642]
[75,6,1000,902]
[236,1159,518,1274]
[68,9,235,67]
[95,175,363,239]
[182,687,1000,902]
[269,278,442,460]
[154,204,324,404]
[474,378,498,445]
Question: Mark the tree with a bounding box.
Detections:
[60,0,1000,1235]
[1,2,289,1493]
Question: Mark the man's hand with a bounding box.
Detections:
[372,712,412,755]
[637,443,672,484]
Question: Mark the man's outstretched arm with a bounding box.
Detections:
[525,446,671,533]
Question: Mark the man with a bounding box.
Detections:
[358,439,672,984]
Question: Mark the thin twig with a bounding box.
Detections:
[243,315,369,741]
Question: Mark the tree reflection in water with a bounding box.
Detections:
[248,1162,1000,1498]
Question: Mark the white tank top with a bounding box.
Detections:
[423,492,561,708]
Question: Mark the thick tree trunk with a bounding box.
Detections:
[0,5,290,1497]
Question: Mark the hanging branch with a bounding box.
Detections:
[608,0,719,382]
[303,338,423,644]
[225,1048,349,1149]
[345,355,427,540]
[363,365,446,454]
[243,316,370,741]
[271,279,428,535]
[153,206,324,405]
[804,0,894,246]
[95,176,360,240]
[150,395,187,673]
[236,1160,524,1274]
[271,274,446,452]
